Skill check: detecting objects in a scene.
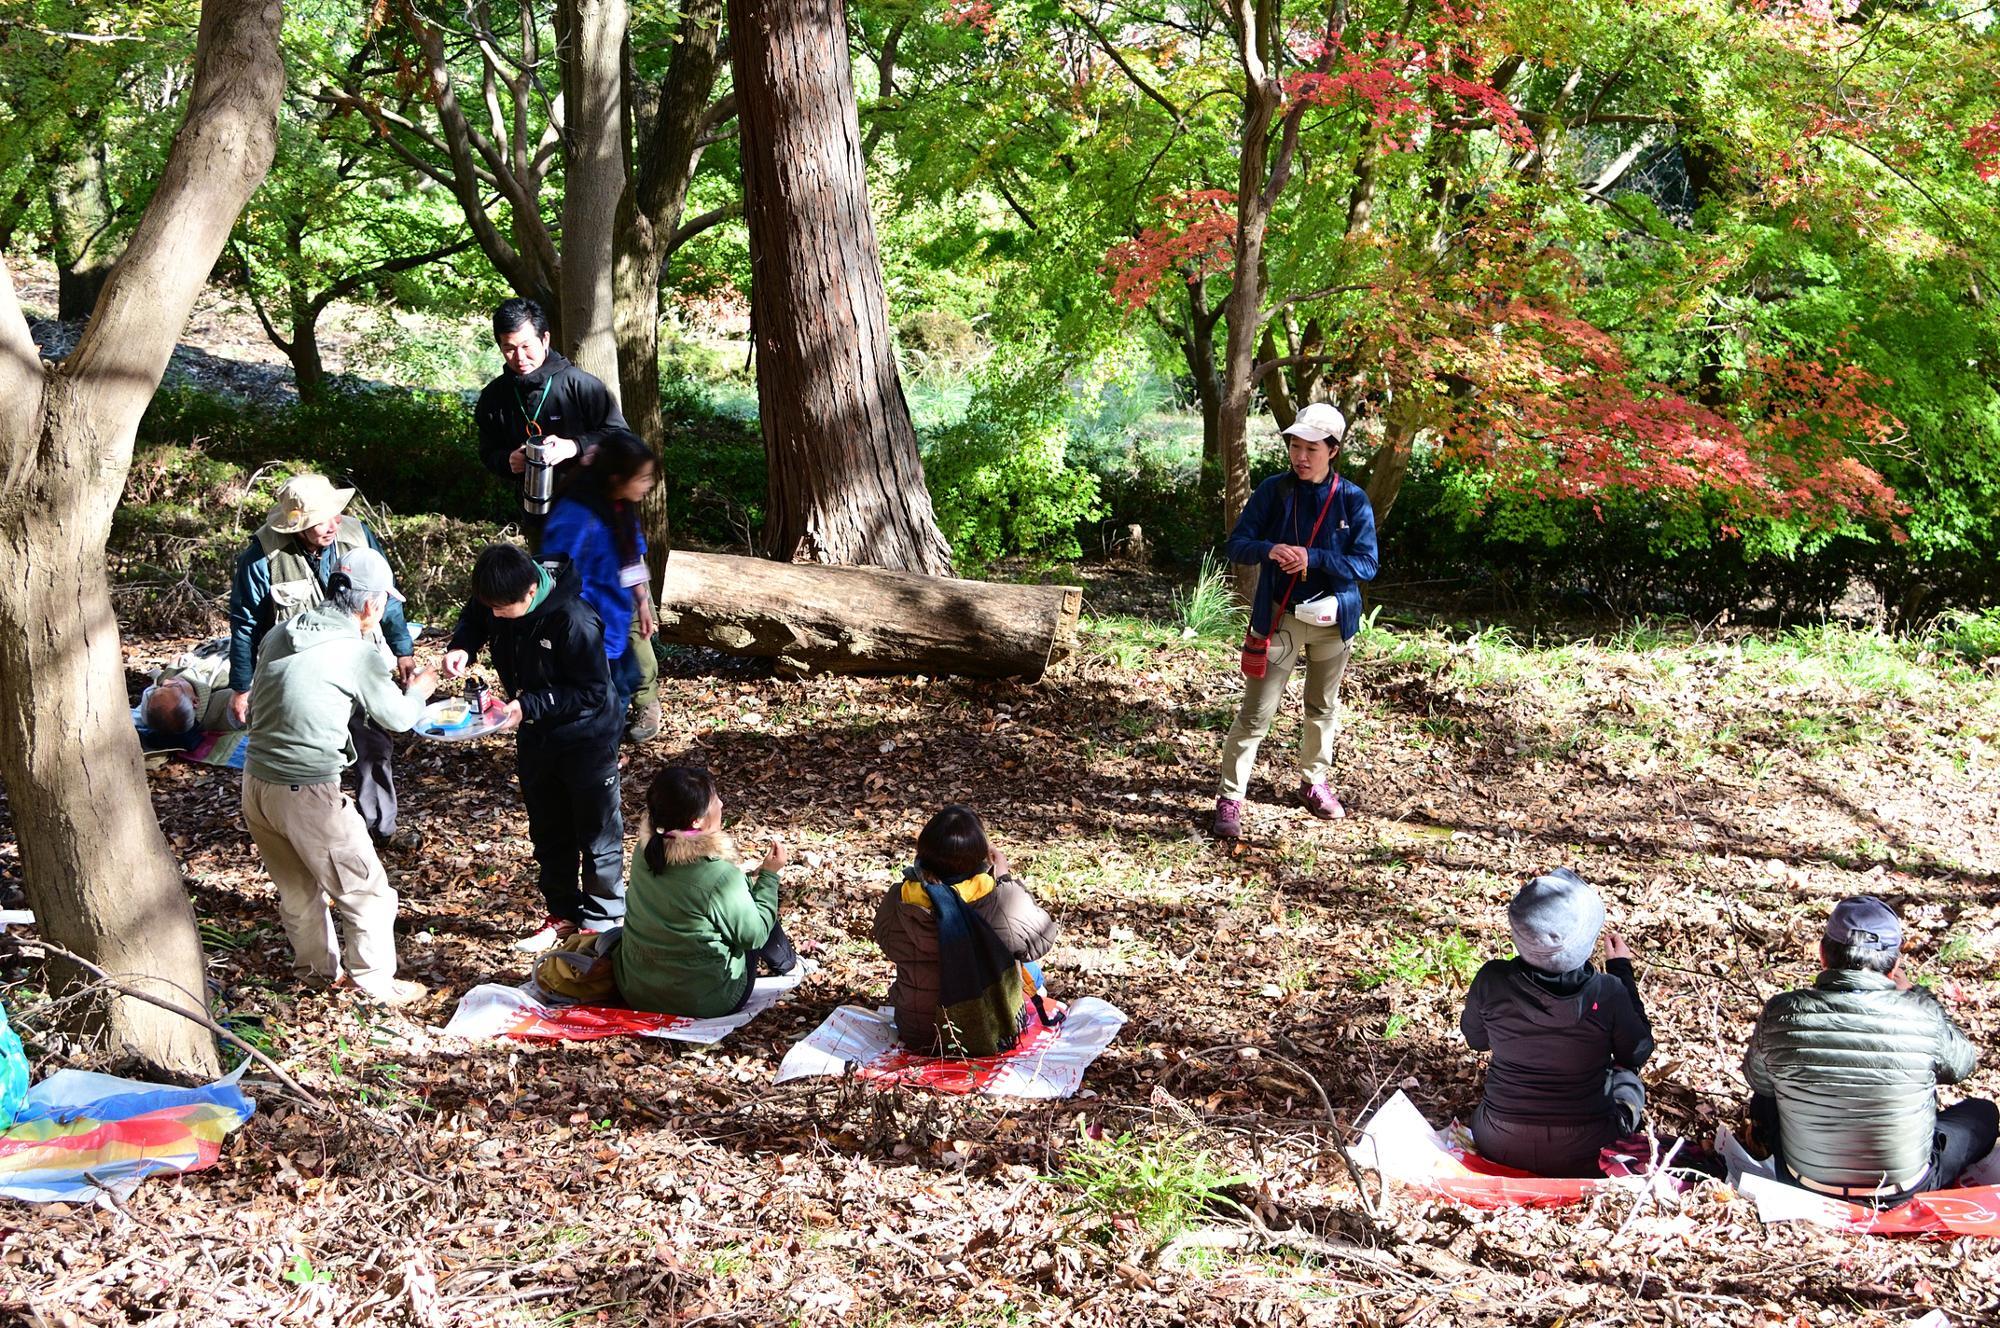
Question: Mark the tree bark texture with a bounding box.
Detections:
[558,0,629,386]
[613,0,729,578]
[656,551,1080,680]
[728,0,952,575]
[48,142,122,323]
[0,0,284,1077]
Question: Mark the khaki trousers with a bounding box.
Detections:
[1218,612,1353,799]
[242,776,400,994]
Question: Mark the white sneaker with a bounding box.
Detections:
[337,976,429,1006]
[513,915,572,953]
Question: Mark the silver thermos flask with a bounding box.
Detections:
[522,439,556,515]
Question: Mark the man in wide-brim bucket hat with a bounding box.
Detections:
[227,473,422,852]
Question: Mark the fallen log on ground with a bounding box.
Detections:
[655,550,1082,681]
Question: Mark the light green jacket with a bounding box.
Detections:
[613,829,778,1018]
[245,604,424,785]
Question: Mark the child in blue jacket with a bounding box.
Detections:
[541,429,658,721]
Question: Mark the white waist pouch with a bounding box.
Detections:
[1292,594,1340,627]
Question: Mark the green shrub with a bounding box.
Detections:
[138,383,502,524]
[658,421,767,550]
[1174,554,1243,640]
[1930,607,2000,664]
[923,419,1102,569]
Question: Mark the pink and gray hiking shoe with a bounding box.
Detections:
[1299,781,1345,820]
[1211,796,1244,840]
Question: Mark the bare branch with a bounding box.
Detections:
[1253,352,1344,384]
[231,242,295,354]
[0,20,146,42]
[1260,282,1371,322]
[1069,5,1184,121]
[665,202,741,257]
[19,936,324,1110]
[314,237,479,313]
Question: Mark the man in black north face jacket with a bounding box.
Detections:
[445,546,625,950]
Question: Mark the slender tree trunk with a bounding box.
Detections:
[1180,278,1225,509]
[558,0,629,386]
[289,312,326,401]
[48,143,122,322]
[1359,390,1426,524]
[729,0,951,574]
[1218,75,1278,596]
[614,0,728,577]
[0,0,284,1077]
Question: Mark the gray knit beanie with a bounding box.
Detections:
[1508,868,1605,974]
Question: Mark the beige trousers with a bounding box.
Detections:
[1218,612,1354,799]
[242,776,400,994]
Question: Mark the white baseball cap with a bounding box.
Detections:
[1281,402,1347,444]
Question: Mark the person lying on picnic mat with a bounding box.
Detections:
[1743,895,1998,1207]
[604,765,801,1018]
[1460,869,1654,1178]
[134,639,238,752]
[873,804,1062,1056]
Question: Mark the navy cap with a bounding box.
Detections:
[1825,895,1902,952]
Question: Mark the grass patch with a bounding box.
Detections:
[1355,930,1482,991]
[1058,1127,1253,1243]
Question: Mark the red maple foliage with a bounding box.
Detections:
[1100,190,1239,311]
[1282,29,1532,152]
[942,0,996,35]
[1358,208,1905,536]
[1967,98,2000,182]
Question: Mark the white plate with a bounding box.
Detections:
[415,697,511,742]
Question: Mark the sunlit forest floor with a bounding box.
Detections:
[5,571,1999,1326]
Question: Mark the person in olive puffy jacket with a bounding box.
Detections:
[874,805,1060,1052]
[1743,895,1996,1206]
[612,765,797,1018]
[1461,869,1654,1177]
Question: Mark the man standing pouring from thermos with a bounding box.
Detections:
[1210,403,1379,840]
[474,298,662,742]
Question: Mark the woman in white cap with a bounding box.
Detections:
[1211,402,1378,839]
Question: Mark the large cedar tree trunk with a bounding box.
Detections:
[728,0,952,574]
[0,0,284,1076]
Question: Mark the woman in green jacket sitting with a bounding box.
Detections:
[612,765,797,1017]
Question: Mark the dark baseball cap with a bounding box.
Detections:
[1825,895,1902,952]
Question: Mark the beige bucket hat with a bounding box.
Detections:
[263,474,356,535]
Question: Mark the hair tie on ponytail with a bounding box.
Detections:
[326,571,353,597]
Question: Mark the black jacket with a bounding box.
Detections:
[1462,957,1654,1123]
[447,558,617,749]
[475,351,630,489]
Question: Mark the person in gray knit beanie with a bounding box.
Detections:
[1461,867,1653,1176]
[1509,868,1607,974]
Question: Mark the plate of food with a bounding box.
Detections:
[417,692,511,741]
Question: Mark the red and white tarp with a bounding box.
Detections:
[775,998,1127,1099]
[441,967,809,1045]
[1359,1090,2000,1238]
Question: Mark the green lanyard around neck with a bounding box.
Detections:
[514,378,553,430]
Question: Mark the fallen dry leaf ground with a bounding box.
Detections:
[3,571,1999,1326]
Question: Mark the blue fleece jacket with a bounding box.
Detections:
[541,496,647,660]
[1225,471,1379,639]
